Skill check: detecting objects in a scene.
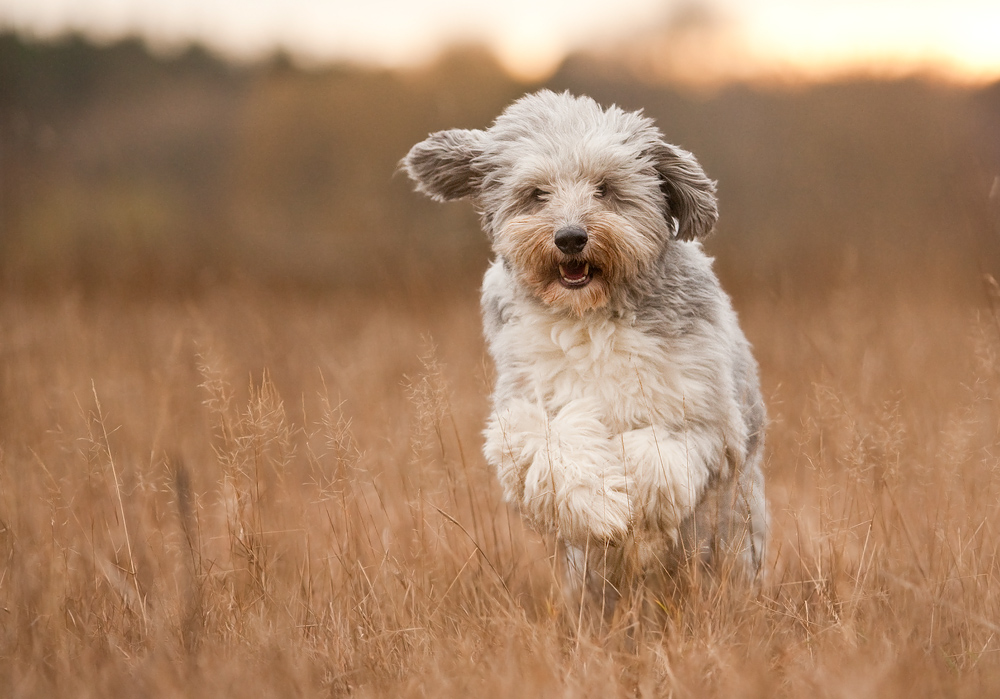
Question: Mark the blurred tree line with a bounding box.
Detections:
[1,31,999,296]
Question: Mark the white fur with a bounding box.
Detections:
[482,260,741,544]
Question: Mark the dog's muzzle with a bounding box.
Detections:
[554,226,596,288]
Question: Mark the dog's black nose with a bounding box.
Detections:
[554,226,588,254]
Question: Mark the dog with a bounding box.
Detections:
[403,90,766,609]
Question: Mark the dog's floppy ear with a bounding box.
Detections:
[650,141,719,241]
[402,129,486,202]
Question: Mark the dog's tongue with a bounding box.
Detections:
[561,261,588,281]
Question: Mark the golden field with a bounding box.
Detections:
[2,270,1000,696]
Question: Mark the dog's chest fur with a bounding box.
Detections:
[484,265,711,434]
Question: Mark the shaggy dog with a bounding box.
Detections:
[403,90,766,608]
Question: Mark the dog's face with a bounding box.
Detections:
[403,91,718,314]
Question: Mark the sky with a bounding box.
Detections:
[1,0,999,83]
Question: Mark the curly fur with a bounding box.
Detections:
[403,90,767,606]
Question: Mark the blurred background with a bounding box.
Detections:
[1,0,999,297]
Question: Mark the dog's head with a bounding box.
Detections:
[403,90,718,314]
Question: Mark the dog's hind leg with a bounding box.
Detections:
[563,541,618,626]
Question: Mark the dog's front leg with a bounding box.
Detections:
[614,425,724,537]
[484,398,632,543]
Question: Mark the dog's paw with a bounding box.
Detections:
[485,397,635,542]
[616,425,714,534]
[483,399,550,501]
[521,427,632,543]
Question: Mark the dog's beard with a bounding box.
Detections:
[494,212,659,315]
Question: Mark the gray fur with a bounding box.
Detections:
[403,128,487,201]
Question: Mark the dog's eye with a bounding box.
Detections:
[595,182,608,198]
[531,188,549,201]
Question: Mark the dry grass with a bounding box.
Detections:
[1,272,999,697]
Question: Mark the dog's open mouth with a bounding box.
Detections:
[558,261,596,288]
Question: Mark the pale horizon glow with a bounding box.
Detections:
[740,2,1000,83]
[1,0,999,83]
